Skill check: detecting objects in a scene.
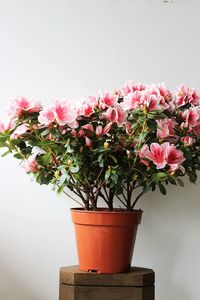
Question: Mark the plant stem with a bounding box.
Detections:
[131,192,144,209]
[63,190,84,207]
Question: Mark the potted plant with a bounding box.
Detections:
[0,81,200,273]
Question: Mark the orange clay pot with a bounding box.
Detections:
[71,208,143,274]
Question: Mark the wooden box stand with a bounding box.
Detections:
[59,266,155,300]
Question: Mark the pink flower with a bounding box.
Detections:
[123,91,143,110]
[8,96,42,119]
[156,118,177,139]
[22,154,40,173]
[78,96,99,117]
[181,136,194,147]
[95,125,103,137]
[123,81,146,96]
[140,142,185,171]
[142,94,169,111]
[165,144,185,171]
[38,100,78,128]
[80,102,94,117]
[95,122,112,137]
[85,137,92,148]
[156,83,172,101]
[0,120,12,133]
[99,92,118,109]
[103,122,112,135]
[190,89,200,106]
[82,123,94,133]
[101,105,126,126]
[125,121,132,135]
[181,107,200,128]
[53,100,77,127]
[175,84,190,107]
[10,124,29,139]
[38,108,54,125]
[145,143,168,169]
[138,144,150,167]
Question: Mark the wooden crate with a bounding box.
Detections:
[59,266,155,300]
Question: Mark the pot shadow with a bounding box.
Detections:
[132,178,200,300]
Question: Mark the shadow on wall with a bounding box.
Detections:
[135,178,200,300]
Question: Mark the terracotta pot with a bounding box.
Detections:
[71,208,143,274]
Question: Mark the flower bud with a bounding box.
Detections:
[67,159,73,166]
[143,105,148,114]
[126,150,131,159]
[54,170,60,179]
[104,141,110,149]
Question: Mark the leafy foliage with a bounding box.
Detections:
[0,82,200,210]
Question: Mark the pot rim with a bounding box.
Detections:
[71,207,143,215]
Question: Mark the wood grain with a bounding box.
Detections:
[59,266,155,300]
[60,266,155,287]
[59,285,154,300]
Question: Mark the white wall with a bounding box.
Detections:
[0,1,200,299]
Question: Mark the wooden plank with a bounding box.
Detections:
[60,284,154,300]
[60,266,155,287]
[59,284,74,300]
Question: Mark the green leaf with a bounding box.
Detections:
[42,153,52,165]
[111,173,118,183]
[57,185,64,194]
[153,172,168,182]
[158,183,166,195]
[14,153,24,159]
[41,129,50,136]
[147,120,157,131]
[105,168,111,180]
[1,150,10,157]
[108,154,118,164]
[143,181,151,193]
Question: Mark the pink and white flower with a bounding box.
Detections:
[123,91,143,110]
[123,81,146,96]
[138,144,150,167]
[95,122,112,137]
[38,108,54,125]
[78,96,99,117]
[174,84,200,107]
[95,125,103,137]
[8,96,42,119]
[180,107,200,128]
[85,136,92,148]
[38,100,78,128]
[165,144,185,172]
[99,92,118,110]
[10,124,29,139]
[82,123,94,133]
[53,100,77,127]
[156,118,177,139]
[139,142,185,171]
[22,154,40,173]
[181,136,194,147]
[101,105,126,126]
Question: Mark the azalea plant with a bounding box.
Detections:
[0,81,200,211]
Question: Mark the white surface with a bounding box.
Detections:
[0,1,200,299]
